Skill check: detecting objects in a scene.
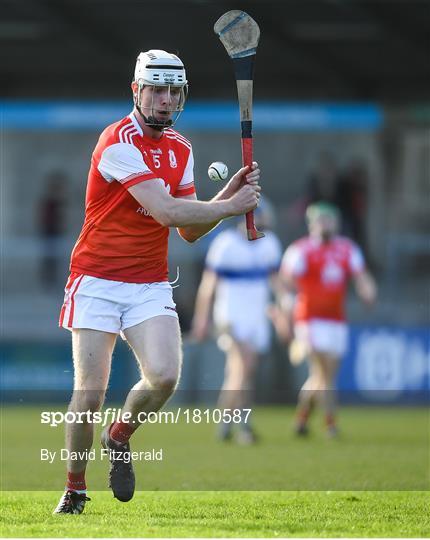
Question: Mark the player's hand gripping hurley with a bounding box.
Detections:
[214,10,264,241]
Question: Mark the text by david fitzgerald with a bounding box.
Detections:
[40,448,163,464]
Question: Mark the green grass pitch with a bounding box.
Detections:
[1,405,429,537]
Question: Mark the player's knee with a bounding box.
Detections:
[152,373,178,394]
[243,360,258,378]
[70,390,105,414]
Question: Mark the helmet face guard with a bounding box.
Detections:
[133,49,188,131]
[134,82,188,131]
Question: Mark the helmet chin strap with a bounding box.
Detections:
[135,103,172,132]
[134,82,186,132]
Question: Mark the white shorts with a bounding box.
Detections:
[59,273,178,334]
[215,317,271,354]
[294,318,349,358]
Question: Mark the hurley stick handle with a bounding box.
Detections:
[235,69,264,241]
[241,128,262,240]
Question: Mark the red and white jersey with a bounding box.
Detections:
[281,236,365,322]
[70,112,195,283]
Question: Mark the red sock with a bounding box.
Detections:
[297,406,311,425]
[66,471,86,492]
[325,413,336,428]
[109,421,136,444]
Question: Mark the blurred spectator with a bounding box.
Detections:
[334,158,369,256]
[283,151,341,239]
[307,151,339,204]
[38,170,67,290]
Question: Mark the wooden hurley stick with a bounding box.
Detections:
[214,10,264,240]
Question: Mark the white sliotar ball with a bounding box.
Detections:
[208,161,228,181]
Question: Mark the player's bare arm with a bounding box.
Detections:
[354,270,377,305]
[277,271,297,312]
[267,272,296,344]
[128,176,260,228]
[178,163,261,242]
[190,269,218,341]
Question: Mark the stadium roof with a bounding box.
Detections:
[2,0,430,101]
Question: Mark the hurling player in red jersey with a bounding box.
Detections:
[54,50,261,514]
[270,202,376,437]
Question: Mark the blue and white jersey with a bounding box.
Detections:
[206,228,282,329]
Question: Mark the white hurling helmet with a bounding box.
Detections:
[133,49,188,130]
